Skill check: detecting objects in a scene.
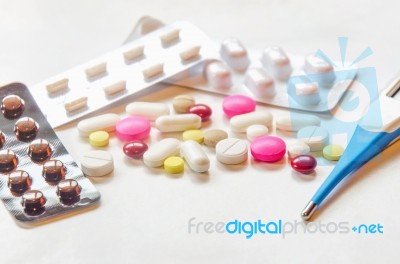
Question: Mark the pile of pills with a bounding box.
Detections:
[0,83,100,224]
[77,92,345,177]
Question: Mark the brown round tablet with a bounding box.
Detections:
[21,190,46,215]
[0,130,5,148]
[14,117,39,142]
[56,179,81,205]
[8,170,32,195]
[0,149,18,173]
[28,139,52,163]
[42,160,65,183]
[1,95,25,119]
[204,129,228,148]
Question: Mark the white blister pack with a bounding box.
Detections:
[30,21,216,128]
[169,44,357,112]
[30,18,357,128]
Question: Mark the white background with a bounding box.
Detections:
[0,0,399,263]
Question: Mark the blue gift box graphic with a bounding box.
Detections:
[287,39,382,165]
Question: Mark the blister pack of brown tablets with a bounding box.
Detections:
[0,83,100,225]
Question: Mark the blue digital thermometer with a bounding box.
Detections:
[301,76,400,220]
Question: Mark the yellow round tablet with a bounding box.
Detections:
[323,144,344,161]
[89,131,109,147]
[182,129,204,143]
[164,156,184,174]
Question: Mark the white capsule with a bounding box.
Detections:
[246,125,269,141]
[230,111,273,133]
[123,45,144,61]
[205,61,232,90]
[104,81,126,96]
[143,63,164,79]
[81,150,114,177]
[180,140,210,173]
[180,45,201,61]
[244,68,275,97]
[85,62,107,79]
[288,76,321,106]
[304,55,335,85]
[46,78,68,94]
[160,29,180,45]
[143,138,181,167]
[276,114,321,132]
[220,38,250,71]
[216,138,248,165]
[77,113,120,137]
[64,96,88,113]
[261,46,292,81]
[126,102,170,121]
[155,114,201,132]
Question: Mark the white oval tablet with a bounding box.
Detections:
[216,138,248,165]
[295,82,320,105]
[160,29,180,45]
[205,61,232,90]
[123,45,144,61]
[126,102,170,121]
[287,141,311,159]
[297,126,329,151]
[276,114,321,132]
[143,63,164,79]
[244,68,275,97]
[180,140,210,173]
[64,96,88,113]
[81,150,114,177]
[230,111,273,133]
[104,81,126,96]
[220,38,250,71]
[246,125,269,141]
[85,62,107,79]
[261,46,292,81]
[143,138,181,167]
[155,114,201,133]
[77,113,120,137]
[180,46,201,61]
[304,55,335,85]
[46,78,68,94]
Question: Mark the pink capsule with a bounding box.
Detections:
[188,104,212,121]
[123,140,148,159]
[290,155,317,174]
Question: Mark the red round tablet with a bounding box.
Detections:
[290,155,317,174]
[123,140,148,159]
[188,104,212,121]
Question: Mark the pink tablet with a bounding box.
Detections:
[116,116,151,141]
[250,135,286,162]
[222,94,256,117]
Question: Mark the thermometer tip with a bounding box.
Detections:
[301,201,318,221]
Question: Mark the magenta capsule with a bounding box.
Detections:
[123,140,148,159]
[290,154,317,174]
[188,104,212,121]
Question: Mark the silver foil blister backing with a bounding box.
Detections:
[0,83,101,224]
